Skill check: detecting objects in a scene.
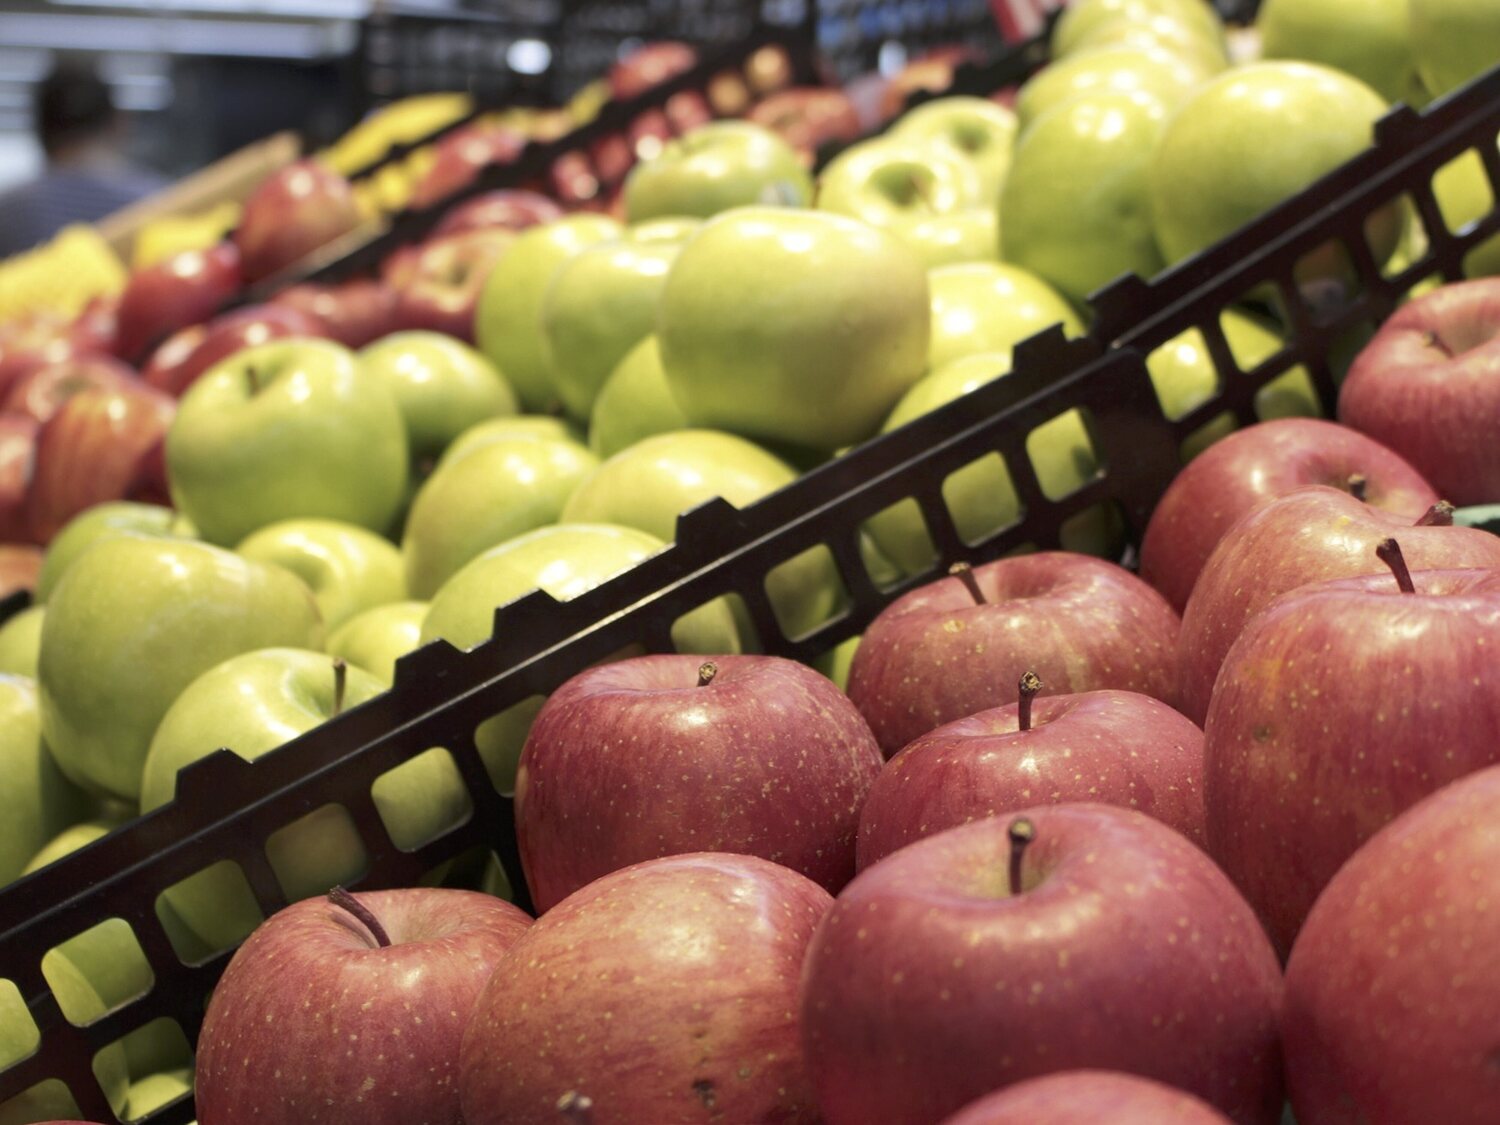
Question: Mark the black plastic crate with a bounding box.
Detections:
[2,57,1497,1125]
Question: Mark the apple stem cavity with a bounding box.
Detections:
[1007,817,1035,897]
[332,658,348,717]
[327,885,392,949]
[245,366,261,395]
[1417,501,1456,527]
[949,561,986,605]
[557,1091,595,1123]
[1376,537,1416,594]
[697,661,718,688]
[1346,473,1368,502]
[1017,670,1041,732]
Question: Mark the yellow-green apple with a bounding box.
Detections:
[22,809,131,874]
[38,535,323,800]
[1053,9,1229,72]
[815,634,860,691]
[1256,0,1421,104]
[35,500,191,602]
[271,278,399,350]
[941,1071,1235,1125]
[1204,554,1500,955]
[408,122,524,210]
[1338,277,1500,505]
[0,604,42,676]
[848,555,1181,756]
[0,673,89,884]
[402,434,598,598]
[816,138,983,228]
[658,207,930,450]
[560,428,838,637]
[326,599,426,685]
[623,121,812,222]
[889,96,1019,203]
[474,214,622,413]
[1434,145,1500,278]
[1050,0,1225,57]
[801,807,1283,1125]
[858,680,1206,870]
[358,331,517,464]
[166,338,409,546]
[1282,763,1500,1125]
[421,523,740,791]
[0,414,36,543]
[745,87,862,161]
[889,210,1000,269]
[1001,90,1169,305]
[432,189,563,238]
[516,654,884,910]
[1176,488,1500,723]
[113,241,241,362]
[233,160,363,284]
[1140,418,1439,613]
[236,518,405,632]
[927,262,1083,370]
[3,354,138,425]
[196,887,532,1125]
[390,228,516,343]
[587,335,689,458]
[1015,44,1213,130]
[125,1068,193,1121]
[459,853,829,1124]
[437,414,584,470]
[144,304,325,398]
[1409,0,1500,97]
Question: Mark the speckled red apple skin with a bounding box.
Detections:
[195,888,532,1125]
[801,805,1283,1125]
[858,689,1206,870]
[516,654,884,912]
[938,1069,1234,1124]
[1178,486,1500,724]
[1284,764,1500,1125]
[847,553,1182,757]
[459,852,830,1125]
[1205,567,1500,957]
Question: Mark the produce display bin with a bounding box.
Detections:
[2,45,1497,1125]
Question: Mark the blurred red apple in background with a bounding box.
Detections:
[4,355,139,425]
[143,304,324,397]
[0,415,39,543]
[748,87,863,160]
[409,123,526,210]
[431,189,563,237]
[392,229,514,342]
[608,40,698,99]
[71,293,121,356]
[0,311,102,400]
[272,279,399,348]
[114,241,241,362]
[0,544,41,596]
[235,159,364,283]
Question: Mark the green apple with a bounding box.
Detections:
[623,120,812,222]
[474,214,622,414]
[236,518,406,632]
[889,210,1000,268]
[588,335,691,459]
[1150,62,1398,271]
[626,216,703,243]
[402,434,599,598]
[326,599,427,685]
[127,1068,194,1120]
[1000,90,1170,304]
[560,429,839,637]
[438,414,586,470]
[421,523,741,791]
[0,674,89,885]
[1409,0,1500,97]
[0,604,42,677]
[927,262,1084,371]
[39,535,323,801]
[1053,11,1228,72]
[813,634,861,692]
[0,966,128,1124]
[357,331,518,462]
[1257,0,1418,104]
[1014,43,1213,130]
[1435,145,1500,279]
[889,96,1019,203]
[816,138,983,228]
[1051,0,1225,55]
[23,814,124,875]
[166,338,409,546]
[658,207,930,450]
[36,501,193,603]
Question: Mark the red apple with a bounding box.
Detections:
[940,1070,1234,1125]
[143,304,325,397]
[0,312,107,398]
[3,355,140,425]
[141,323,208,391]
[608,41,698,100]
[271,278,399,349]
[516,654,885,912]
[196,886,532,1125]
[1177,487,1500,723]
[1338,276,1500,506]
[432,189,563,238]
[113,241,241,362]
[848,556,1181,757]
[0,415,38,543]
[71,293,121,356]
[1205,550,1500,955]
[747,87,863,161]
[857,678,1206,871]
[409,123,526,210]
[391,229,514,342]
[459,853,828,1124]
[801,806,1283,1125]
[0,544,41,597]
[235,159,364,284]
[1139,418,1439,613]
[1283,763,1500,1125]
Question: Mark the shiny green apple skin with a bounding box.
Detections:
[22,812,126,875]
[402,434,599,599]
[816,139,983,227]
[1257,0,1418,104]
[1150,63,1396,269]
[357,331,518,462]
[0,604,43,678]
[658,207,930,451]
[421,523,740,792]
[1409,0,1500,97]
[1052,0,1225,55]
[1001,90,1170,305]
[326,599,428,686]
[38,536,324,801]
[0,674,89,885]
[0,969,128,1124]
[166,338,409,547]
[36,501,192,603]
[236,519,405,633]
[474,214,623,413]
[889,210,999,268]
[1054,11,1228,71]
[127,1067,194,1121]
[889,96,1019,203]
[927,262,1084,371]
[1015,43,1213,130]
[561,429,839,637]
[588,335,690,459]
[623,121,812,222]
[439,414,586,471]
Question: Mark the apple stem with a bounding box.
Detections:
[557,1091,595,1123]
[332,658,347,717]
[1346,474,1368,502]
[1007,817,1035,897]
[1422,329,1451,358]
[697,661,718,687]
[327,886,392,948]
[1417,501,1456,527]
[1375,537,1416,594]
[1017,670,1041,732]
[949,561,986,605]
[245,366,261,395]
